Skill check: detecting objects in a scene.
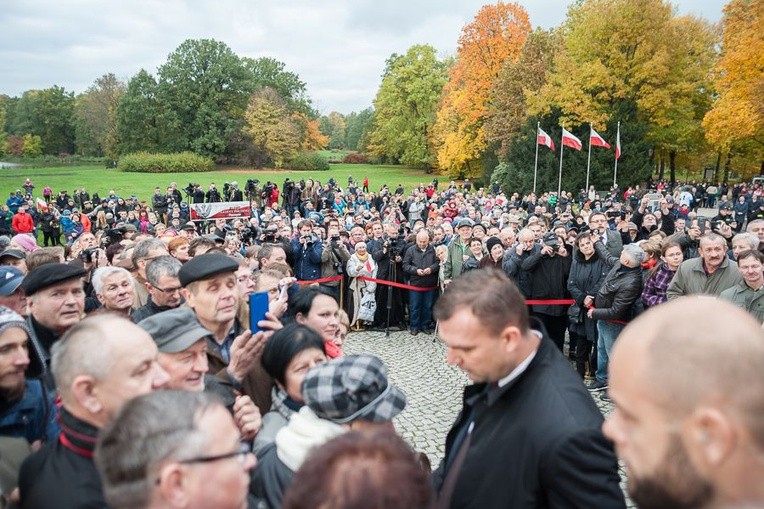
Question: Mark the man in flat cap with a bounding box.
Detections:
[138,307,262,442]
[179,253,278,413]
[22,263,86,391]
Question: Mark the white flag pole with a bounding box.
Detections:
[613,121,620,187]
[558,127,565,198]
[586,124,592,193]
[533,122,540,194]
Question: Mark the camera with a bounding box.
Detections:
[542,232,560,250]
[80,247,98,263]
[331,234,340,242]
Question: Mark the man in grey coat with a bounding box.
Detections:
[668,233,742,299]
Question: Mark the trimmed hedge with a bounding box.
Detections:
[285,152,330,171]
[118,152,214,173]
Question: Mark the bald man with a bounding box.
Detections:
[402,230,439,335]
[603,297,764,509]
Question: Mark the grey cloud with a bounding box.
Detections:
[0,0,723,114]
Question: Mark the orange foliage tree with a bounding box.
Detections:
[433,2,531,178]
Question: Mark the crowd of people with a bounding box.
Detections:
[0,173,763,509]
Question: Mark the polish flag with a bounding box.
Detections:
[561,128,582,151]
[615,125,622,160]
[537,127,555,151]
[590,127,611,149]
[36,198,48,212]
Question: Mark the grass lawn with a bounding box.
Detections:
[0,163,437,204]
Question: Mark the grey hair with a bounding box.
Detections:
[95,391,220,509]
[131,238,167,268]
[733,232,760,250]
[145,255,182,287]
[621,243,646,266]
[52,315,122,402]
[92,266,133,295]
[747,219,764,233]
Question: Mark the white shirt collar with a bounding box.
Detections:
[497,330,541,388]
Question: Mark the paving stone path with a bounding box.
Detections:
[344,328,634,507]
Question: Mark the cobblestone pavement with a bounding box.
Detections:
[345,328,634,507]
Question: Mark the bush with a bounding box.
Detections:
[118,152,214,173]
[285,152,330,171]
[341,152,369,164]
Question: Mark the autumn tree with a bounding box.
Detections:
[486,28,559,160]
[529,0,717,185]
[368,44,449,168]
[433,2,531,177]
[243,87,302,168]
[74,73,125,157]
[703,0,764,178]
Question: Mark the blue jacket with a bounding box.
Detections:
[290,237,323,281]
[0,379,59,444]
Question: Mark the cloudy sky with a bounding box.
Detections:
[1,0,724,115]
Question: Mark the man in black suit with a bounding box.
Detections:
[432,269,625,509]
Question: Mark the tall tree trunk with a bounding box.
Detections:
[760,159,764,176]
[713,151,722,183]
[669,150,677,186]
[723,151,732,185]
[658,151,665,180]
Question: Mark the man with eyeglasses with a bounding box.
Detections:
[132,256,184,323]
[95,390,257,509]
[130,238,170,308]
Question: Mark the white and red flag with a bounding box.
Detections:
[590,127,611,149]
[561,127,582,151]
[35,198,48,212]
[537,127,555,151]
[615,124,622,160]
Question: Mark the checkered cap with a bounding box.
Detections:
[301,355,406,424]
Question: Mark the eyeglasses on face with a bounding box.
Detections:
[178,443,251,466]
[152,284,182,294]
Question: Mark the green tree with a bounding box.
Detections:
[319,111,347,149]
[117,70,183,154]
[368,45,448,168]
[5,86,75,154]
[22,134,43,157]
[344,108,375,152]
[242,57,314,116]
[74,73,126,157]
[243,87,302,168]
[157,39,252,158]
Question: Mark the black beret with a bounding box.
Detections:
[22,263,87,296]
[178,253,238,287]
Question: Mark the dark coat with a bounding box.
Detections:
[521,249,571,316]
[433,322,625,509]
[567,250,609,338]
[402,244,440,288]
[18,408,106,509]
[591,243,643,322]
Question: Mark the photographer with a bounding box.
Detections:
[205,183,222,203]
[290,220,322,282]
[520,231,571,352]
[320,225,350,302]
[370,223,407,330]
